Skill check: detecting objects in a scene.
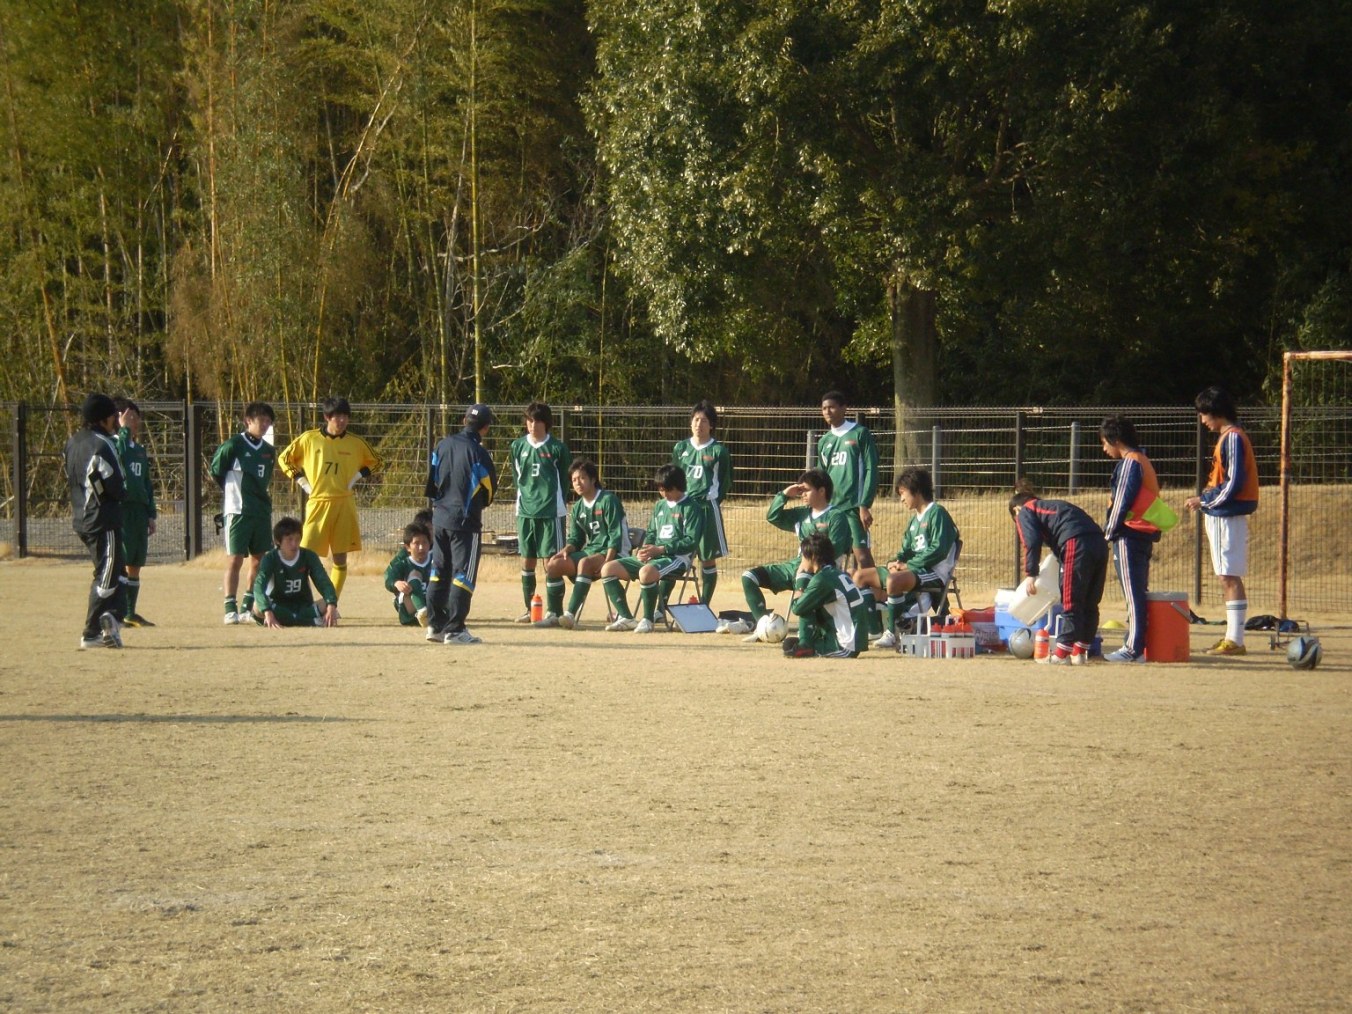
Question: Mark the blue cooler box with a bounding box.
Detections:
[994,587,1063,643]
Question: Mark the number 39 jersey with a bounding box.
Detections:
[211,432,276,517]
[254,546,338,610]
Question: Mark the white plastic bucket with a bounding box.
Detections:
[1008,553,1060,624]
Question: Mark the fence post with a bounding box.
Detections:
[930,424,942,499]
[13,402,27,558]
[184,400,201,560]
[805,429,816,471]
[1068,421,1080,494]
[1013,410,1026,585]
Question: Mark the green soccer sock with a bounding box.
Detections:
[603,577,632,619]
[126,579,140,615]
[240,592,254,611]
[224,596,238,616]
[741,572,767,620]
[639,582,660,622]
[700,566,718,604]
[546,577,565,616]
[658,577,675,612]
[886,595,905,634]
[520,571,537,611]
[567,576,592,616]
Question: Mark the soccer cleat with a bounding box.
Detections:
[1070,651,1088,666]
[514,611,533,624]
[558,612,576,630]
[784,645,817,658]
[425,624,442,642]
[99,612,123,649]
[1206,639,1247,656]
[606,617,637,632]
[1046,650,1072,666]
[741,630,764,644]
[79,634,102,650]
[415,606,429,627]
[444,629,483,645]
[874,629,898,649]
[633,618,655,634]
[534,612,560,628]
[223,611,239,625]
[722,618,752,636]
[1205,636,1228,652]
[1104,648,1145,664]
[125,613,155,627]
[715,619,729,634]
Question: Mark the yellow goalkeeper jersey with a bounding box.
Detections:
[279,428,382,500]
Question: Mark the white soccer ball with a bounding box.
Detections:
[1287,635,1323,670]
[1007,627,1035,660]
[758,612,788,644]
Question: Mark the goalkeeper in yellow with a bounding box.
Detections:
[278,397,382,600]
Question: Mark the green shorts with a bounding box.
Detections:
[122,504,152,567]
[516,515,564,558]
[693,499,728,561]
[745,558,802,594]
[259,601,322,627]
[225,512,272,558]
[844,508,871,552]
[612,554,690,581]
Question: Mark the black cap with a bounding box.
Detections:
[81,393,117,426]
[466,404,496,426]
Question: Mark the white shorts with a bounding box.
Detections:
[1204,513,1248,577]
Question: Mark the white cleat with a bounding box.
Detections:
[223,611,238,625]
[534,612,560,628]
[606,617,637,632]
[558,612,576,630]
[633,618,655,634]
[444,629,483,645]
[874,630,898,649]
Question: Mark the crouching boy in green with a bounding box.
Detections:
[783,533,869,658]
[385,522,433,626]
[252,516,339,628]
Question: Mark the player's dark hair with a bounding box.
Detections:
[322,397,352,417]
[820,389,848,407]
[691,399,718,430]
[1008,478,1038,517]
[896,466,934,502]
[244,401,275,423]
[524,401,553,428]
[798,468,834,500]
[800,532,835,566]
[273,516,303,543]
[1194,386,1238,422]
[570,458,600,484]
[412,508,433,528]
[113,397,139,415]
[655,463,687,493]
[402,522,431,546]
[1100,415,1140,448]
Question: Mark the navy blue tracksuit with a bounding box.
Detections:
[1016,499,1108,651]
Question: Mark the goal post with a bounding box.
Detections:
[1278,350,1352,619]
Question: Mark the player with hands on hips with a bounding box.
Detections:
[817,390,880,570]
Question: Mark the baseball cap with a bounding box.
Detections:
[81,393,118,425]
[466,404,496,425]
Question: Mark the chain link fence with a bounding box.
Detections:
[3,400,1347,616]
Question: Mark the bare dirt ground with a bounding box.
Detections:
[1,557,1349,1012]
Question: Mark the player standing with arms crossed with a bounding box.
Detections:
[1183,386,1259,656]
[672,400,732,605]
[278,397,382,603]
[509,402,572,622]
[113,399,157,626]
[211,402,277,623]
[818,390,880,571]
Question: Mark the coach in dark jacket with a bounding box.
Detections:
[424,404,498,644]
[64,392,128,649]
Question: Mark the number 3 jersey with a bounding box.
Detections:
[510,433,572,519]
[210,432,276,517]
[254,546,338,611]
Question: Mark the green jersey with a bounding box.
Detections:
[254,546,338,612]
[672,438,732,503]
[817,421,879,511]
[510,434,572,519]
[567,488,630,556]
[384,551,432,594]
[792,564,869,656]
[115,427,157,518]
[210,432,276,517]
[766,493,852,559]
[896,502,959,572]
[641,495,704,558]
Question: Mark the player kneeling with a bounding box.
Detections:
[251,516,340,628]
[782,533,870,659]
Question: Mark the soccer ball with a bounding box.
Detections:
[758,613,788,644]
[1286,635,1323,670]
[1007,627,1035,659]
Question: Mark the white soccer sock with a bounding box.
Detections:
[1226,599,1248,645]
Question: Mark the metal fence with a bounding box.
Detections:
[3,401,1348,617]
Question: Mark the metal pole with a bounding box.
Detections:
[930,424,942,499]
[14,402,27,558]
[1068,421,1080,494]
[1013,411,1026,586]
[184,399,201,560]
[805,429,816,472]
[1278,352,1293,620]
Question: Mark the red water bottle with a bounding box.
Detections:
[1033,628,1049,661]
[530,593,543,623]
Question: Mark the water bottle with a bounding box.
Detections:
[1033,628,1050,661]
[530,593,543,623]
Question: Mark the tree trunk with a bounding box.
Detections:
[888,270,937,472]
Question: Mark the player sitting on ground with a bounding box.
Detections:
[251,516,339,628]
[537,458,630,629]
[385,522,433,626]
[730,468,851,637]
[600,464,704,634]
[783,532,870,659]
[852,466,959,649]
[211,401,276,624]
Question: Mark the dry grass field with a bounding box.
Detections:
[1,556,1349,1012]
